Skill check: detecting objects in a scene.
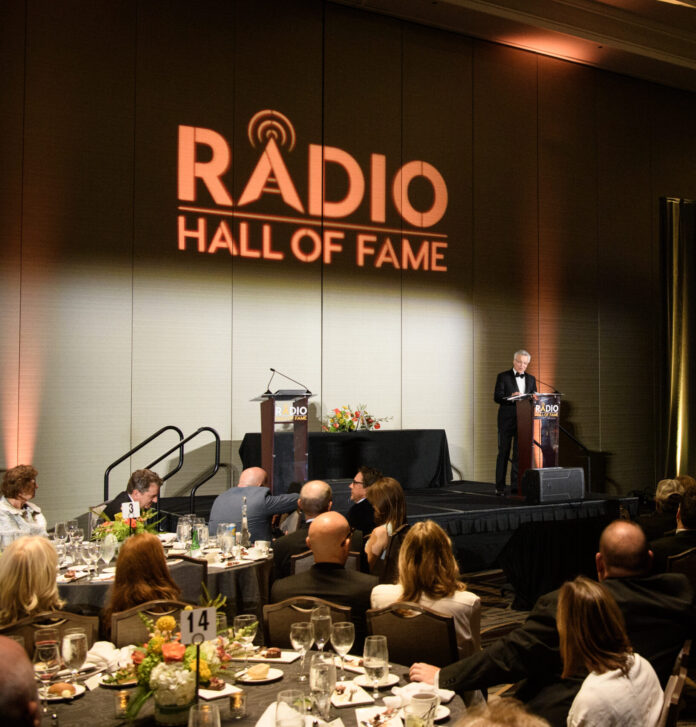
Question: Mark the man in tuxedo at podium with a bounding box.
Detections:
[494,350,535,495]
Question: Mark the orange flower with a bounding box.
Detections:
[161,641,186,662]
[132,649,145,665]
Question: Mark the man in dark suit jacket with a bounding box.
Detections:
[102,469,162,520]
[347,465,381,536]
[409,520,695,727]
[494,350,536,495]
[271,511,378,649]
[651,482,696,572]
[273,480,363,580]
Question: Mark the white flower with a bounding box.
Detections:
[150,663,196,706]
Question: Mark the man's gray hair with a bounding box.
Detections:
[514,349,531,361]
[299,481,333,518]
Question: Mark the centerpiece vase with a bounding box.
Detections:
[153,696,196,726]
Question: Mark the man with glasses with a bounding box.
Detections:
[348,465,382,535]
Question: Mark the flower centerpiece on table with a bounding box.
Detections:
[322,404,391,432]
[126,613,232,724]
[91,508,162,542]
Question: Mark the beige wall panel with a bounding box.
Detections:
[472,43,539,484]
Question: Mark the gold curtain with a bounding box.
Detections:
[661,197,695,478]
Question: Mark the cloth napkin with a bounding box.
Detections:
[83,642,135,673]
[390,682,455,705]
[256,700,345,727]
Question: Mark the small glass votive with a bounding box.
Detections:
[230,688,247,719]
[114,690,130,718]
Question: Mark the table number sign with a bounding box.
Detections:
[180,607,216,645]
[121,501,140,519]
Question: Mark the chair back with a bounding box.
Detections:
[88,504,107,538]
[672,639,692,674]
[657,666,687,727]
[290,551,361,575]
[169,555,208,604]
[263,597,351,648]
[666,546,696,588]
[0,611,99,656]
[110,599,191,648]
[373,523,410,584]
[366,601,458,667]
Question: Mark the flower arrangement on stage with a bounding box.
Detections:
[91,508,162,542]
[323,404,391,432]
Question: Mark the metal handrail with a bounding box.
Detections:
[103,425,185,502]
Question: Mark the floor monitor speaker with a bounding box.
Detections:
[521,467,585,504]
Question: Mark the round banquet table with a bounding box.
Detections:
[49,652,467,726]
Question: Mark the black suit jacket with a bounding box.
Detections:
[270,562,378,649]
[438,573,695,727]
[650,529,696,572]
[494,370,537,426]
[102,490,131,521]
[348,498,375,536]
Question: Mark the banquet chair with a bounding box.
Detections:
[110,599,191,648]
[263,597,351,648]
[290,550,361,575]
[374,523,410,585]
[366,601,458,668]
[667,547,696,589]
[657,666,687,727]
[168,555,208,604]
[0,611,99,656]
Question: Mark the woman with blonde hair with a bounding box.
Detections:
[0,536,64,625]
[365,477,408,580]
[557,575,662,726]
[371,520,481,658]
[102,532,182,634]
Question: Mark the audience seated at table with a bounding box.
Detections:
[347,465,382,536]
[0,536,64,627]
[101,532,182,635]
[370,520,481,659]
[457,697,550,726]
[365,476,409,582]
[271,511,377,649]
[0,465,47,537]
[0,634,40,727]
[650,480,696,573]
[102,468,162,521]
[557,575,662,727]
[637,474,694,541]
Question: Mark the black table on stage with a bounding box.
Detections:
[240,430,453,491]
[51,654,466,725]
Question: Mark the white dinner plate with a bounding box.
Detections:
[354,673,400,689]
[236,667,284,684]
[399,705,450,722]
[45,683,86,701]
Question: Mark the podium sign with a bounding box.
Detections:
[515,393,561,491]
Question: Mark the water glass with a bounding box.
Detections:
[62,627,88,682]
[330,622,355,680]
[54,522,68,544]
[363,635,389,699]
[33,641,61,713]
[66,519,79,538]
[193,522,209,550]
[233,614,258,667]
[176,516,192,546]
[188,702,221,727]
[289,621,314,682]
[310,605,331,652]
[309,652,336,720]
[70,527,84,544]
[81,542,99,577]
[275,690,305,727]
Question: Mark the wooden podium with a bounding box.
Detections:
[259,389,310,494]
[515,393,562,490]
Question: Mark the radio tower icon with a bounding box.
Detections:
[247,110,296,152]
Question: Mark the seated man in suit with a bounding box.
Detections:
[271,511,378,649]
[410,520,695,727]
[650,481,696,572]
[272,480,362,579]
[103,468,162,521]
[0,635,40,727]
[347,465,382,535]
[208,466,298,543]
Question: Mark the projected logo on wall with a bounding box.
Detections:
[177,110,449,271]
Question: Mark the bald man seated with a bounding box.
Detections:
[272,480,364,579]
[270,511,378,649]
[208,467,299,542]
[410,520,695,727]
[0,636,40,727]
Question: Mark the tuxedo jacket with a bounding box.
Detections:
[650,529,696,572]
[494,370,537,426]
[348,498,375,536]
[438,573,695,727]
[102,490,132,521]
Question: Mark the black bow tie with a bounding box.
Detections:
[515,372,525,378]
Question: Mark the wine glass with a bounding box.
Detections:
[33,640,61,713]
[310,605,331,652]
[330,622,355,680]
[309,652,336,720]
[54,522,68,546]
[62,627,88,683]
[66,519,79,539]
[99,533,117,571]
[275,689,306,727]
[289,621,314,682]
[363,635,389,699]
[233,614,258,668]
[81,542,98,578]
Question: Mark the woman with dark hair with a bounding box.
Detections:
[0,465,47,536]
[364,476,408,576]
[557,575,662,726]
[370,520,481,658]
[102,532,182,635]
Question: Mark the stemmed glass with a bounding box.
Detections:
[81,542,98,578]
[61,627,88,683]
[309,652,337,720]
[330,622,355,681]
[363,635,389,700]
[289,621,314,682]
[233,614,258,669]
[66,520,79,539]
[98,533,117,572]
[54,522,68,546]
[33,640,61,714]
[310,605,331,653]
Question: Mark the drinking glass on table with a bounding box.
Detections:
[33,640,61,713]
[62,627,88,683]
[99,533,118,570]
[66,519,79,538]
[54,522,68,545]
[69,527,84,545]
[233,614,258,668]
[81,542,98,577]
[330,621,355,680]
[176,516,192,546]
[188,702,221,727]
[309,652,337,720]
[363,634,389,699]
[275,689,306,727]
[289,621,313,682]
[310,605,331,652]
